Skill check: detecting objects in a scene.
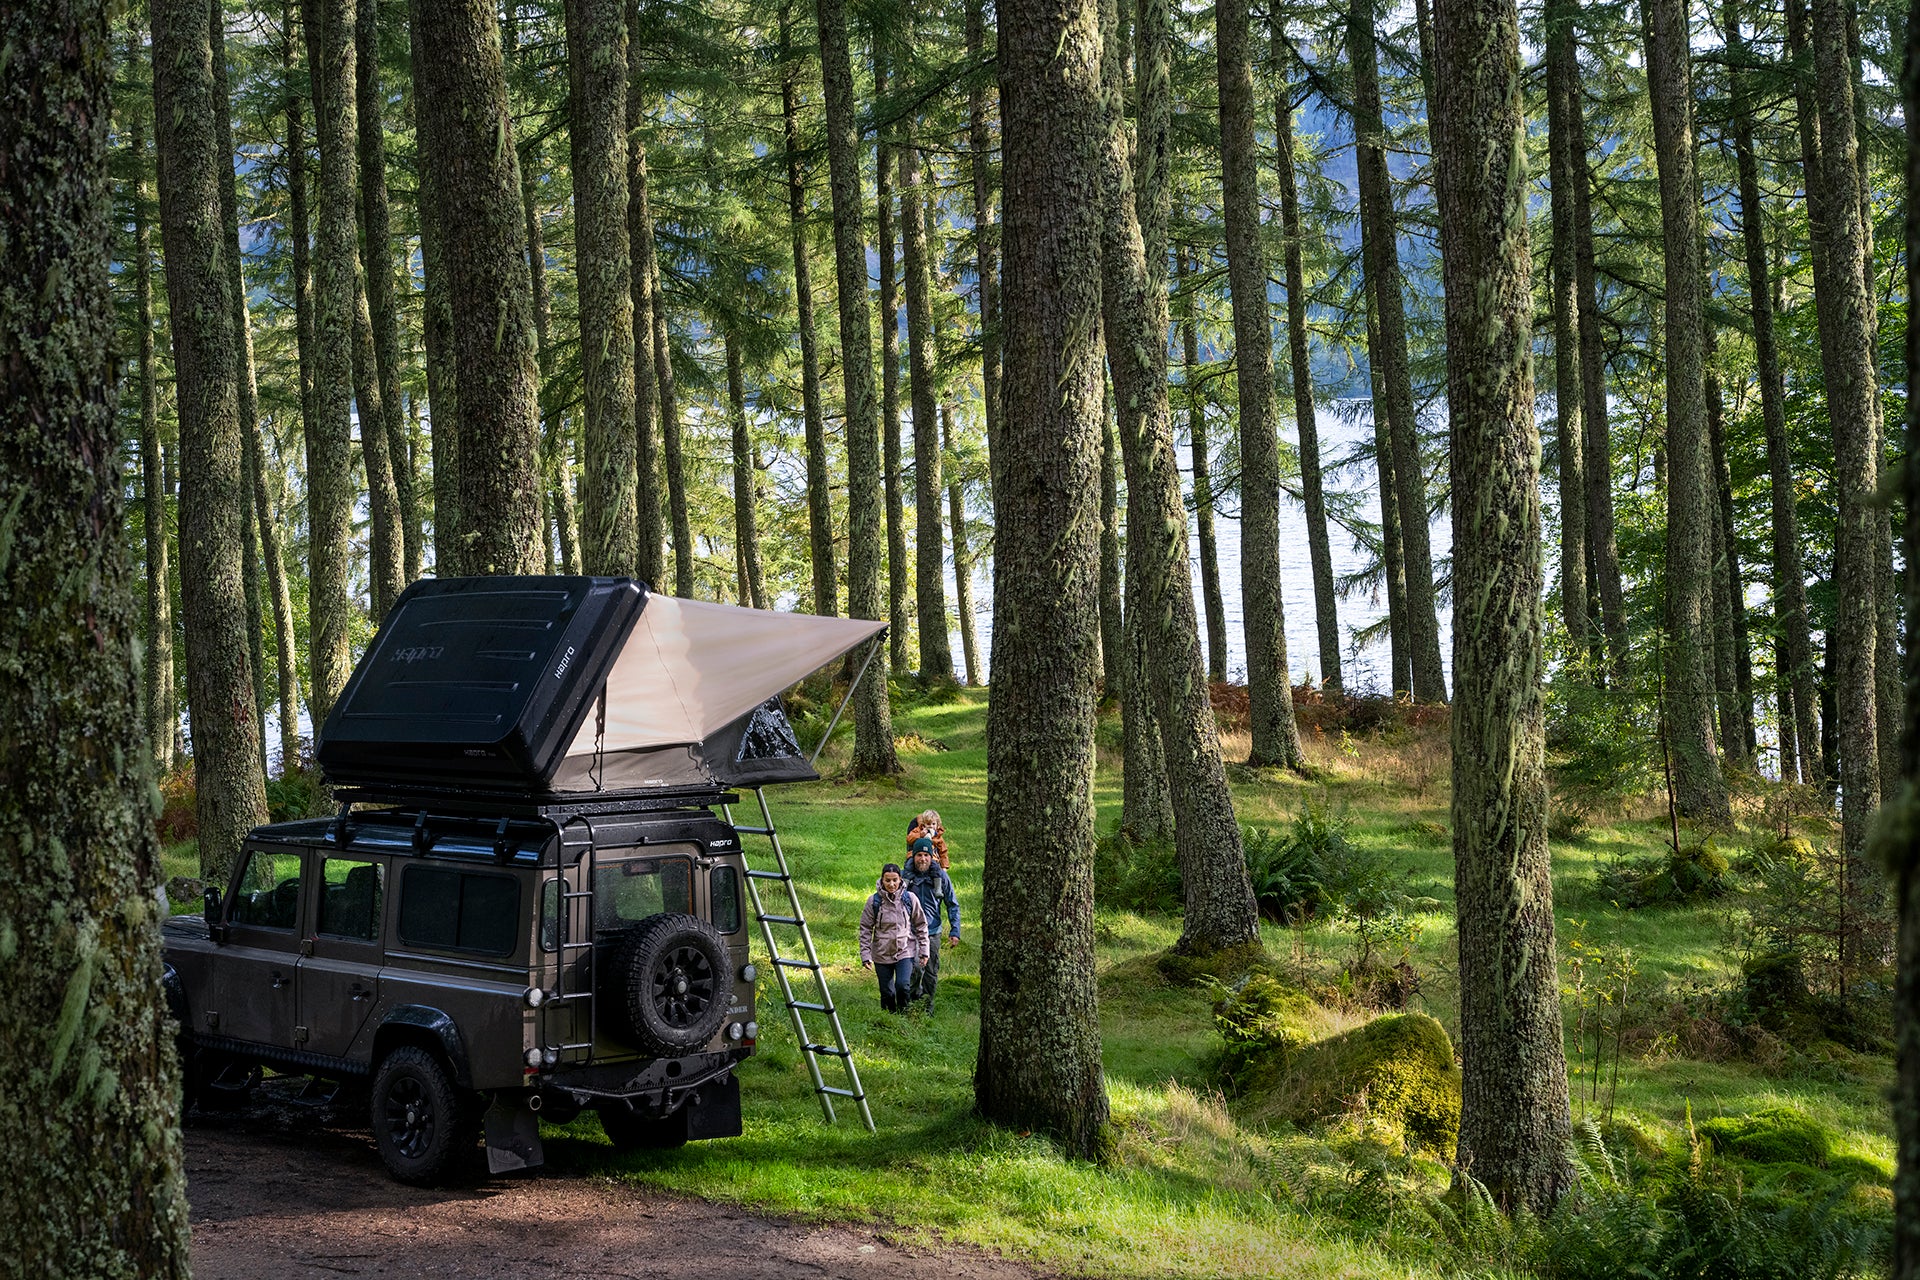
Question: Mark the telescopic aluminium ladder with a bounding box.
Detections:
[725,786,875,1132]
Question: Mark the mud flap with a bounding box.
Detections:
[684,1073,743,1141]
[483,1096,545,1174]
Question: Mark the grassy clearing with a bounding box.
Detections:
[167,689,1896,1277]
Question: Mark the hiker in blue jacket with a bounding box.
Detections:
[900,837,960,1013]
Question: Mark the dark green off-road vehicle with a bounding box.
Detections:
[162,575,882,1182]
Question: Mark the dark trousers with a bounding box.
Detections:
[909,945,941,1000]
[876,957,915,1011]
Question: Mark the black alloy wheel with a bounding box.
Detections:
[370,1046,474,1185]
[606,913,734,1056]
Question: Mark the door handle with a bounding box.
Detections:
[349,984,372,1001]
[270,972,289,990]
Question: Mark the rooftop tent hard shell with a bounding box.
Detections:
[315,576,885,796]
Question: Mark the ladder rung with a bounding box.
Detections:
[805,1044,850,1057]
[759,914,804,926]
[745,869,790,881]
[819,1086,863,1099]
[772,957,818,969]
[732,824,774,835]
[788,1000,832,1013]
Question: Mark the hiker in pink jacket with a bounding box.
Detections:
[858,863,930,1012]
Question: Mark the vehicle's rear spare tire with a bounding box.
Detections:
[603,913,734,1056]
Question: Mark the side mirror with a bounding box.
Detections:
[204,886,227,944]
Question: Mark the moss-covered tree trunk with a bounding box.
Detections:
[1563,19,1625,671]
[352,274,405,617]
[1429,0,1572,1214]
[1176,250,1228,684]
[405,0,459,571]
[358,0,418,586]
[781,1,836,617]
[944,405,982,685]
[966,0,1000,489]
[131,72,177,776]
[1704,344,1755,764]
[975,0,1109,1153]
[1218,0,1302,767]
[901,111,952,681]
[1724,0,1818,784]
[1,7,196,1265]
[624,51,663,587]
[816,0,898,775]
[1888,8,1919,1269]
[412,0,543,577]
[282,0,327,748]
[1099,383,1123,696]
[1644,0,1730,824]
[1272,39,1339,692]
[724,327,767,610]
[308,0,358,721]
[565,0,638,577]
[1808,0,1884,861]
[1366,283,1411,698]
[155,0,271,875]
[875,47,911,674]
[1104,0,1258,954]
[1544,0,1589,656]
[1348,0,1444,704]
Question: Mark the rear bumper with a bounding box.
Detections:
[535,1046,749,1115]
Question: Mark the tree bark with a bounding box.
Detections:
[1099,380,1123,696]
[1218,0,1303,766]
[1724,0,1819,784]
[1644,0,1730,823]
[1367,272,1411,696]
[565,0,638,577]
[310,0,359,720]
[976,0,1109,1152]
[1,3,195,1261]
[209,0,270,755]
[411,0,543,577]
[1544,0,1589,656]
[724,328,767,610]
[1177,250,1228,685]
[1563,19,1626,670]
[966,0,1001,483]
[625,58,664,587]
[1704,338,1755,764]
[1808,0,1883,856]
[816,0,898,775]
[358,0,419,585]
[876,46,911,673]
[781,0,836,617]
[1120,561,1174,843]
[1272,37,1339,691]
[944,405,982,685]
[408,0,459,571]
[155,0,272,876]
[352,272,405,617]
[900,101,952,680]
[1107,0,1259,953]
[132,75,177,775]
[1429,0,1572,1213]
[1348,0,1445,703]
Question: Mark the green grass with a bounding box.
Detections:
[169,690,1897,1277]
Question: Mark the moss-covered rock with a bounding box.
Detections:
[1213,973,1316,1075]
[1156,941,1271,988]
[1238,1012,1461,1154]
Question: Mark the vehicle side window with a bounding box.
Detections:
[317,858,384,941]
[230,850,304,930]
[398,867,521,956]
[710,866,742,935]
[593,857,692,932]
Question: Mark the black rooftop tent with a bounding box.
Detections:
[316,576,886,800]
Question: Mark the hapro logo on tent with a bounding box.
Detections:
[552,645,576,680]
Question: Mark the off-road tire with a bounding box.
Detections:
[370,1046,477,1185]
[603,913,734,1056]
[598,1105,690,1152]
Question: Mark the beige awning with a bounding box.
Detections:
[562,595,885,761]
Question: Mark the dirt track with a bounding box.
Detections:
[185,1082,1046,1280]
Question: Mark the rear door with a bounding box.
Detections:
[298,853,388,1061]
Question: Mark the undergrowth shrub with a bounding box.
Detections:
[1092,825,1182,913]
[157,765,197,842]
[1595,841,1731,908]
[1546,673,1659,835]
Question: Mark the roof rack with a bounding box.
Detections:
[328,782,738,821]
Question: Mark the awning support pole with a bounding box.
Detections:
[809,633,883,768]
